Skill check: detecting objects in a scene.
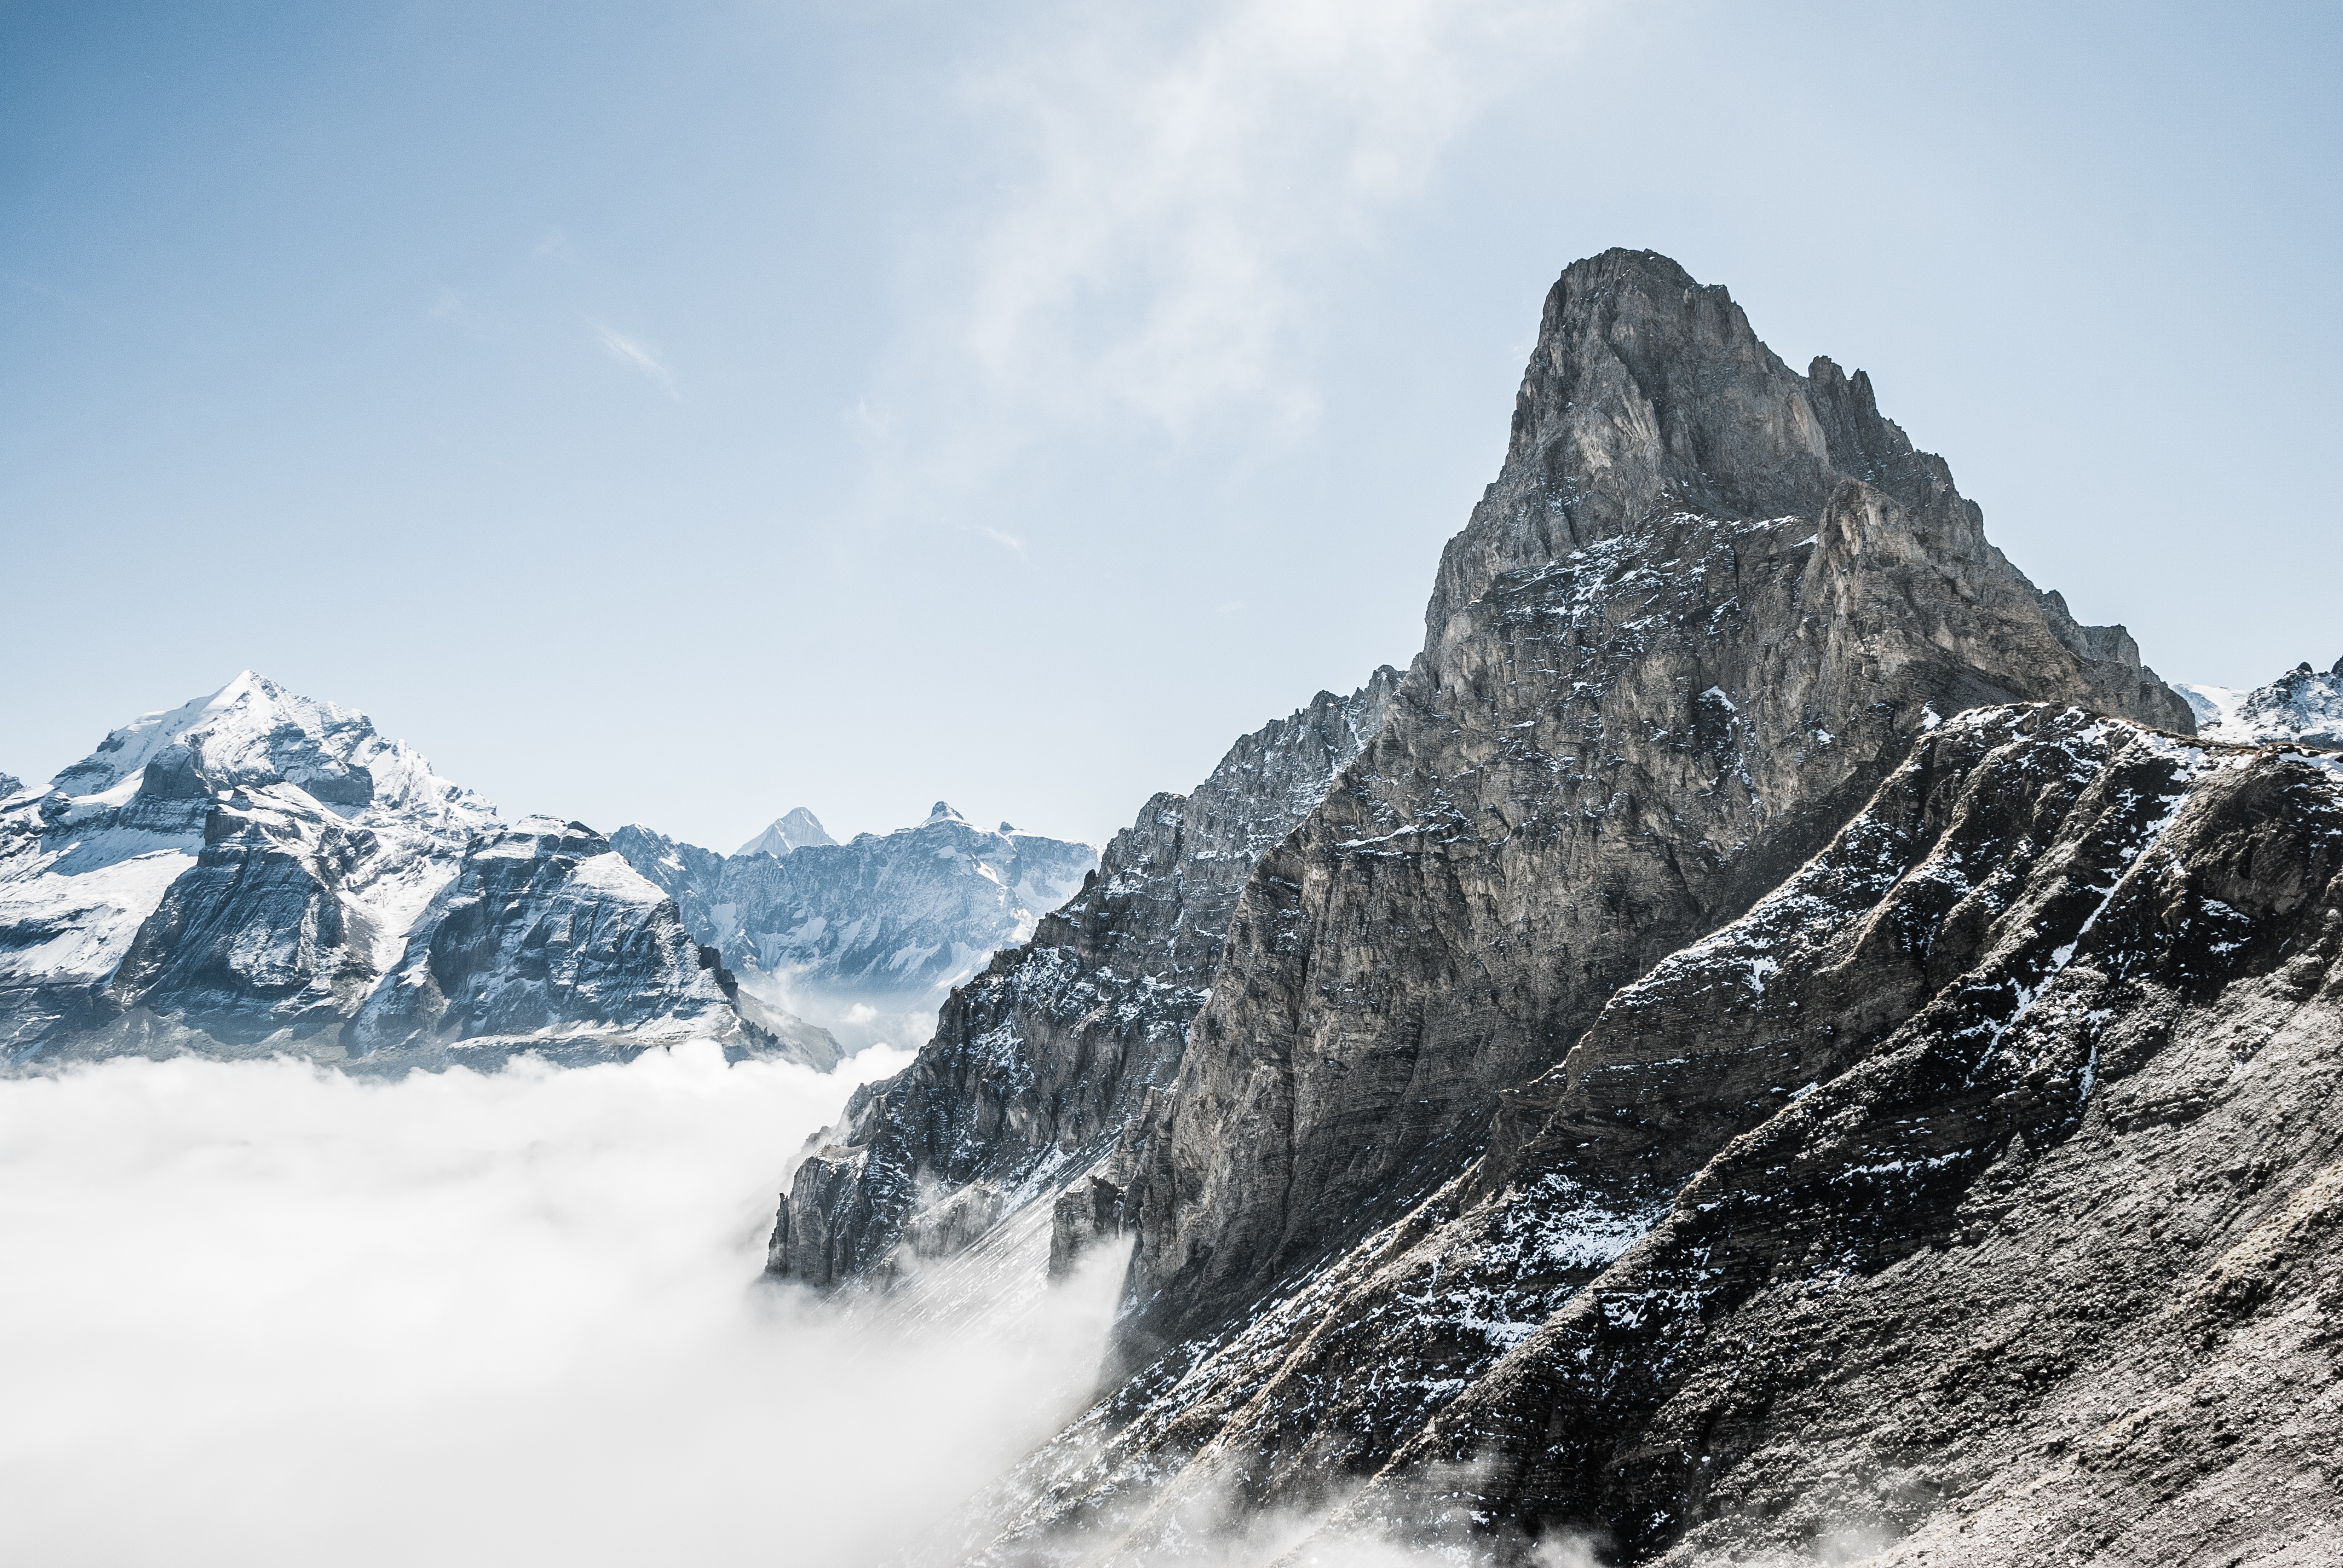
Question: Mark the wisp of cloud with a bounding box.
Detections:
[0,1043,1122,1567]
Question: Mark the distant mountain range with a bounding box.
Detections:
[613,806,1095,1051]
[0,674,1088,1071]
[2177,656,2343,750]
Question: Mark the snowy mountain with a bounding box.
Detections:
[0,673,837,1070]
[2175,656,2343,750]
[735,806,835,858]
[612,803,1097,1047]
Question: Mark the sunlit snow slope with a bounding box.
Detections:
[0,673,834,1070]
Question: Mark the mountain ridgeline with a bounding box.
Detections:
[770,669,1399,1286]
[767,250,2343,1563]
[611,803,1096,1045]
[0,675,836,1070]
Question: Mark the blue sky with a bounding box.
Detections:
[4,1,2337,848]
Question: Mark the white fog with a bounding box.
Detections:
[0,1044,1122,1567]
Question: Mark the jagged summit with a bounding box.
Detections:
[1427,249,2184,725]
[925,800,965,823]
[1,675,831,1070]
[734,806,835,858]
[46,668,495,831]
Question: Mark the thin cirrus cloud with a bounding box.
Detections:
[967,524,1029,558]
[943,0,1602,441]
[590,321,680,399]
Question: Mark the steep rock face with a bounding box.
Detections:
[0,673,833,1069]
[1113,249,2193,1371]
[614,805,1097,1025]
[2178,656,2343,750]
[968,711,2343,1566]
[770,669,1400,1287]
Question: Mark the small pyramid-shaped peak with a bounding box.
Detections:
[735,806,837,859]
[999,821,1017,835]
[927,800,966,823]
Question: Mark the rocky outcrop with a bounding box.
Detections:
[2179,656,2343,750]
[0,672,835,1070]
[973,709,2343,1565]
[769,668,1400,1287]
[1109,249,2194,1372]
[613,805,1097,1031]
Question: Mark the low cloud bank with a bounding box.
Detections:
[0,1044,1121,1567]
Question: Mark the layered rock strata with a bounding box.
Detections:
[770,669,1400,1287]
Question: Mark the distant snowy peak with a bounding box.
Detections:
[613,803,1099,1013]
[3,675,833,1070]
[0,774,21,803]
[733,806,836,858]
[2175,656,2343,750]
[44,669,496,836]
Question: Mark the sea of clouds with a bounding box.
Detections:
[0,1042,1121,1567]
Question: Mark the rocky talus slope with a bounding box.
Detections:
[968,708,2342,1566]
[0,673,833,1070]
[770,670,1399,1287]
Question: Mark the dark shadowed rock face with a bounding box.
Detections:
[769,669,1400,1287]
[1110,248,2194,1369]
[962,711,2343,1566]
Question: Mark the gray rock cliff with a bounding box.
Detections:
[769,668,1400,1287]
[969,708,2342,1565]
[1108,248,2194,1373]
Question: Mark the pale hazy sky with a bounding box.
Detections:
[4,1,2336,848]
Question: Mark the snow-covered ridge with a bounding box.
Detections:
[2175,656,2343,750]
[0,673,827,1070]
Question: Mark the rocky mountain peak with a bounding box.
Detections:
[2,677,830,1070]
[44,668,495,835]
[733,806,836,858]
[1106,248,2197,1370]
